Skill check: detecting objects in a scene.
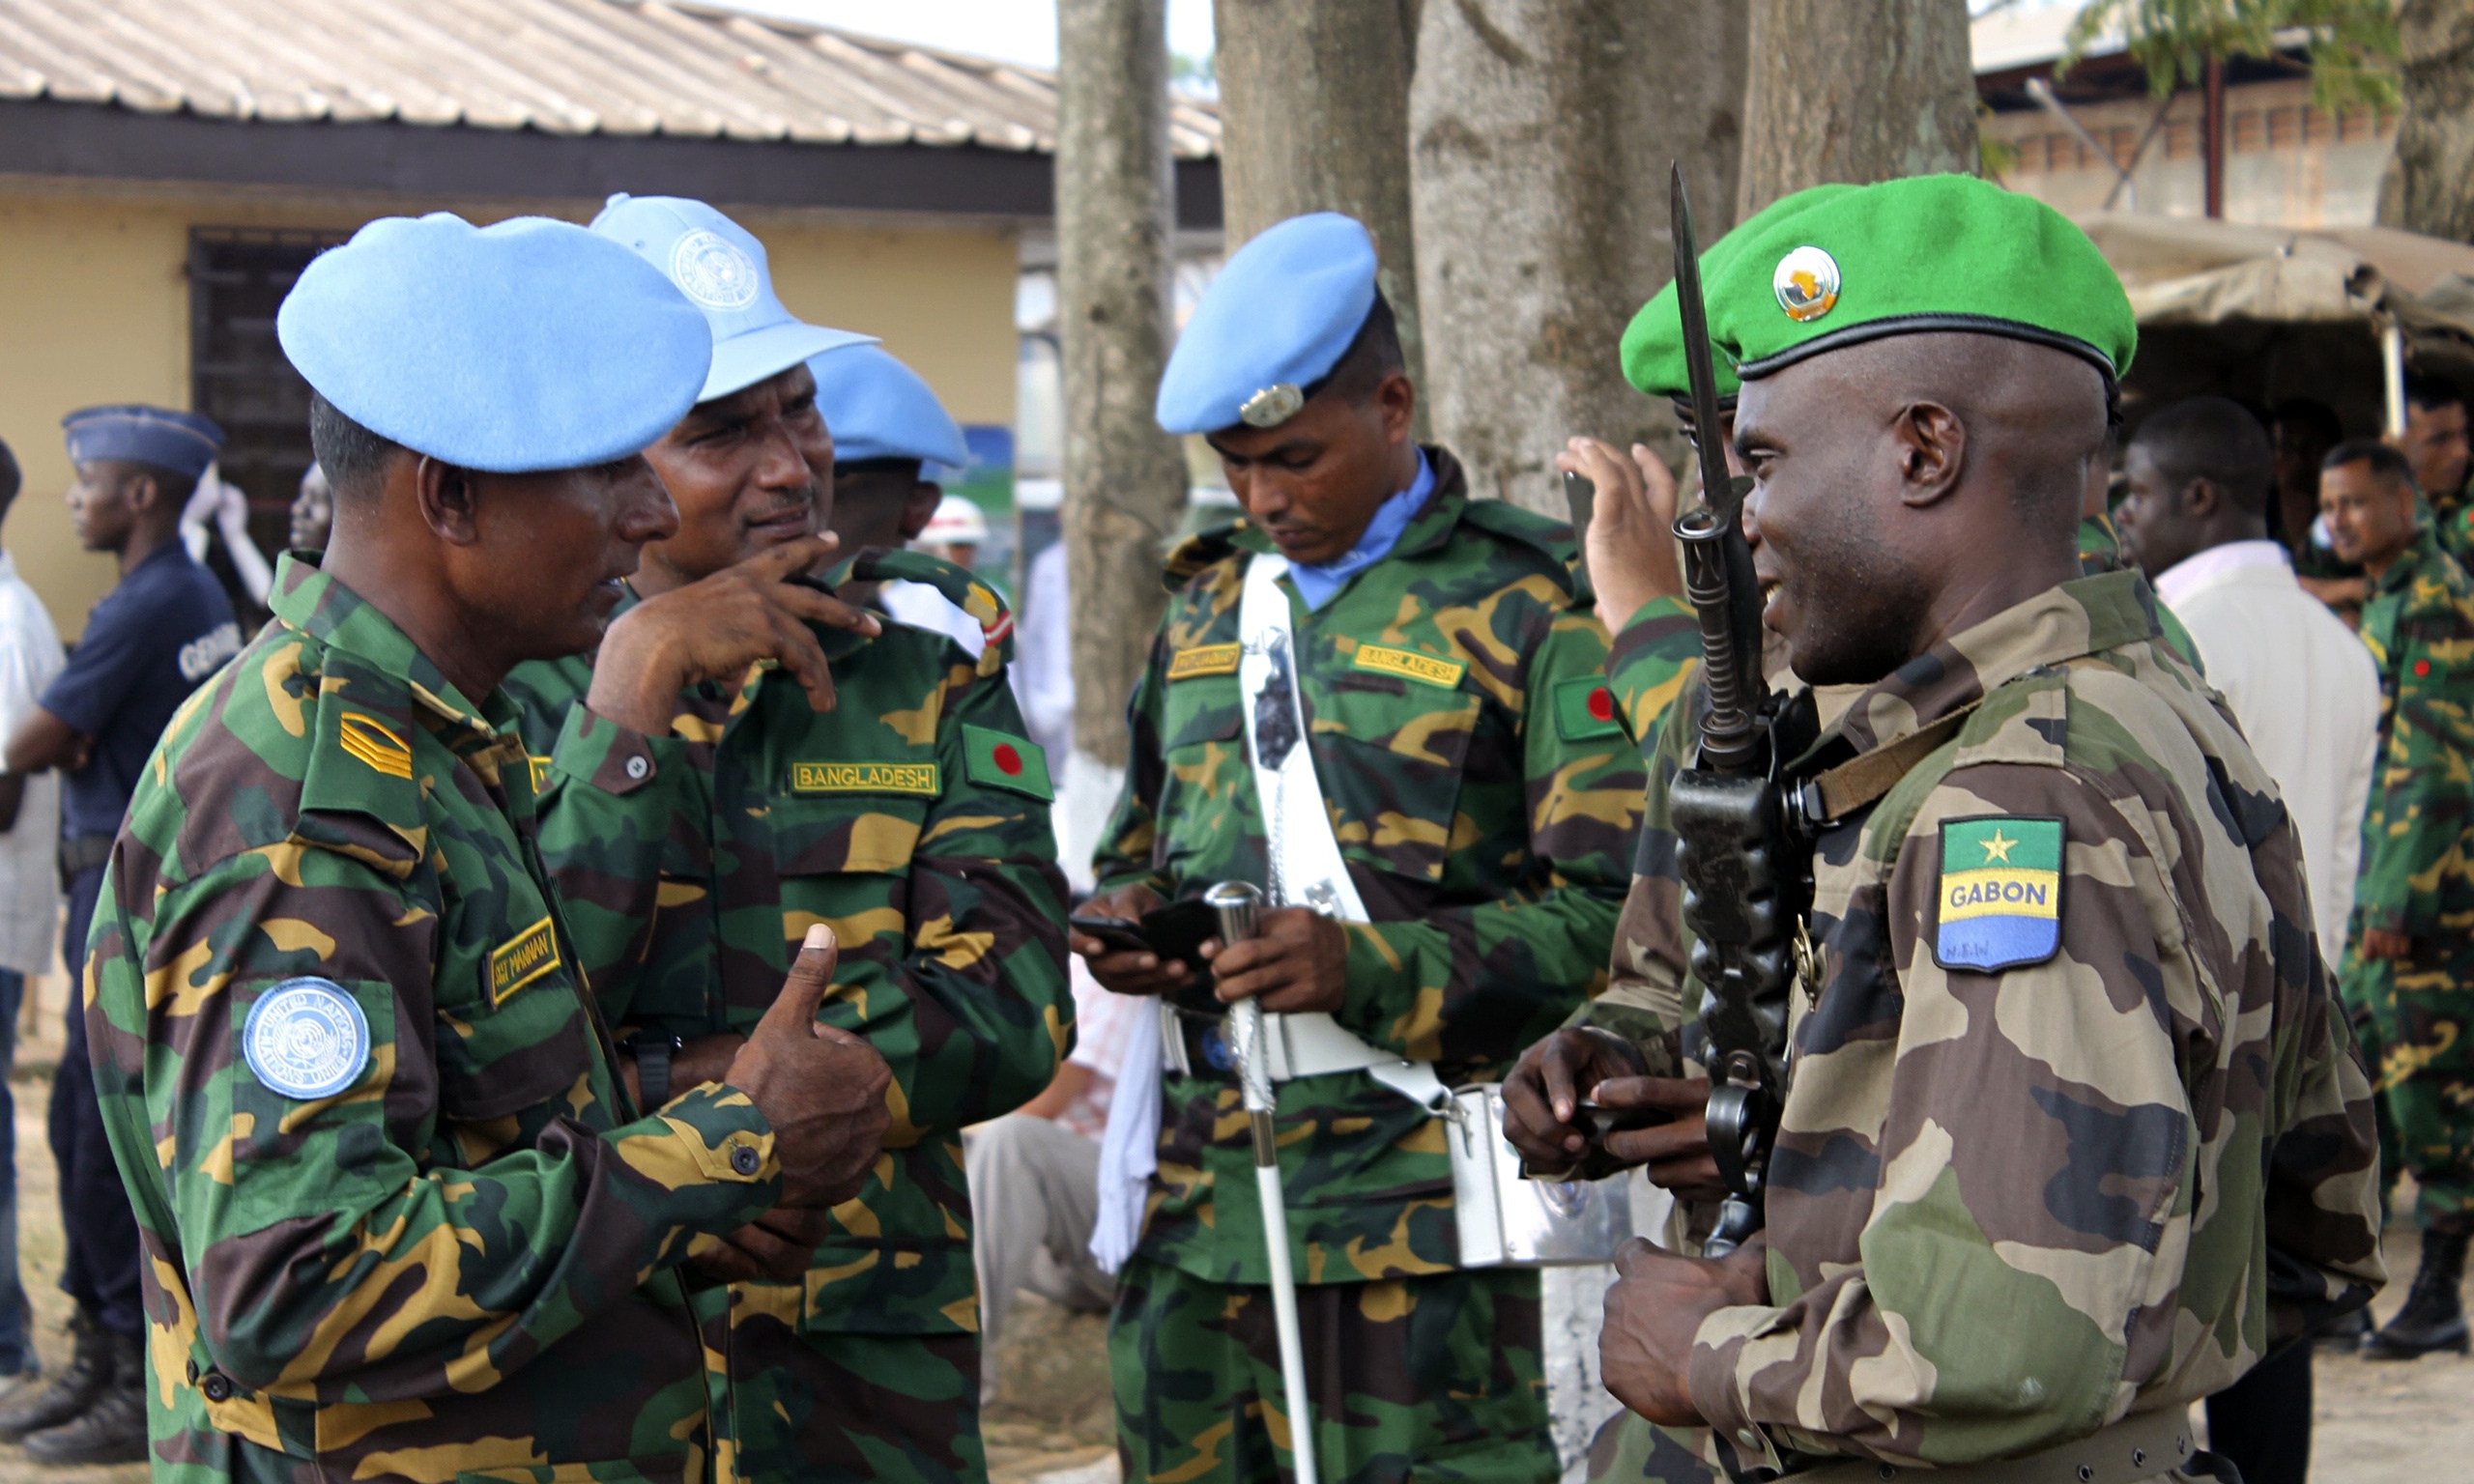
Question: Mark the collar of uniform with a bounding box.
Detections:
[1825,570,2165,757]
[269,555,517,757]
[1212,444,1470,566]
[2373,525,2444,599]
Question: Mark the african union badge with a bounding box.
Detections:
[1772,244,1840,324]
[1934,815,2063,972]
[241,977,372,1100]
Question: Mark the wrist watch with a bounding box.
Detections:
[623,1033,686,1107]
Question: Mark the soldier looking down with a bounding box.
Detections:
[81,212,894,1483]
[1074,212,1643,1484]
[1502,176,2382,1481]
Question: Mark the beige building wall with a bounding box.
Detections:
[0,184,1018,640]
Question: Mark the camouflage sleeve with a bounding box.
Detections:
[1335,608,1641,1068]
[87,851,780,1397]
[2350,610,2474,936]
[1687,760,2223,1464]
[863,664,1074,1134]
[1603,595,1699,759]
[535,704,711,1029]
[1090,614,1173,898]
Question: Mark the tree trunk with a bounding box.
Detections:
[1056,0,1188,769]
[1410,0,1747,514]
[1735,0,1978,219]
[1212,0,1427,415]
[2379,0,2474,243]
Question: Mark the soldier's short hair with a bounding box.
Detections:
[308,392,405,501]
[1311,293,1407,408]
[2323,437,2417,492]
[2405,372,2466,414]
[2132,397,2273,516]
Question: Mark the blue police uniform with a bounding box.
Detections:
[43,406,239,1347]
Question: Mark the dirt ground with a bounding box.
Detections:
[0,968,2460,1484]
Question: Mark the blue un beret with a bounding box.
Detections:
[811,345,969,471]
[62,406,224,480]
[1156,213,1379,436]
[591,195,876,404]
[276,214,713,474]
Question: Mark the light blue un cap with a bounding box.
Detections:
[591,194,876,403]
[810,345,970,469]
[276,214,712,473]
[1156,212,1380,436]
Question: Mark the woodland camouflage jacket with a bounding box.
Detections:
[86,558,783,1483]
[1586,572,2383,1470]
[2350,527,2474,940]
[503,548,1071,1339]
[1092,447,1643,1285]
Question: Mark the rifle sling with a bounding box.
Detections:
[1810,700,1979,822]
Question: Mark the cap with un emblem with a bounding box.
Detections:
[1156,212,1381,436]
[810,344,970,470]
[62,406,225,479]
[1618,184,1857,405]
[592,195,876,404]
[277,214,713,473]
[1702,174,2137,383]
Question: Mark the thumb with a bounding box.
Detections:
[764,924,838,1036]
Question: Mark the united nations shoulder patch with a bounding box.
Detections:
[241,978,371,1100]
[1934,815,2063,973]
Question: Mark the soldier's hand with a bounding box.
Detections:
[1593,1076,1725,1201]
[1204,907,1347,1013]
[725,925,892,1209]
[2361,927,2414,961]
[1071,885,1198,995]
[1501,1027,1651,1168]
[1556,436,1683,635]
[688,1206,835,1283]
[590,534,880,733]
[1600,1235,1769,1427]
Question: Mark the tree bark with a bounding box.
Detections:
[1056,0,1189,768]
[1735,0,1978,219]
[2378,0,2474,243]
[1410,0,1747,514]
[1212,0,1427,412]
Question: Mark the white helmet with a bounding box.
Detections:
[922,494,989,546]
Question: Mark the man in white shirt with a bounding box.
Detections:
[0,440,64,1399]
[2117,396,2382,1484]
[964,958,1140,1404]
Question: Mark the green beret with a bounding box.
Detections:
[1618,184,1857,402]
[1706,173,2136,383]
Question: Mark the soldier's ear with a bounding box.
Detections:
[2184,476,2221,519]
[1892,399,1967,508]
[415,455,483,547]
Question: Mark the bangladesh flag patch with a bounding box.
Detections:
[1553,675,1626,742]
[963,725,1053,801]
[1934,815,2063,972]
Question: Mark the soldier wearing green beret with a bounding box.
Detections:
[504,199,1072,1484]
[1504,174,2382,1482]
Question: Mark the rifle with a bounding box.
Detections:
[1664,164,1818,1260]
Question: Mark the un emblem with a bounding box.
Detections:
[241,978,371,1100]
[670,230,762,311]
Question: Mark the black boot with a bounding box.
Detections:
[0,1309,111,1441]
[22,1329,145,1465]
[2364,1227,2471,1360]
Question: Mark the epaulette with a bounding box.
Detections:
[288,649,429,879]
[1163,518,1251,589]
[848,546,1015,677]
[1456,497,1588,601]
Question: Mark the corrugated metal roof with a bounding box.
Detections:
[0,0,1221,157]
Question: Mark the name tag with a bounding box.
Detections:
[1352,643,1465,690]
[490,916,561,1006]
[1168,643,1242,681]
[790,760,942,796]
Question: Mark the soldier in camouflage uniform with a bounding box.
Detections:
[503,198,1071,1484]
[2317,438,2474,1360]
[81,213,896,1482]
[1505,177,2383,1481]
[2401,374,2474,560]
[1074,214,1641,1484]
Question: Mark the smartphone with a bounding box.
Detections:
[1068,900,1223,966]
[1067,913,1153,956]
[1563,469,1597,590]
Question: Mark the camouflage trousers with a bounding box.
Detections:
[712,1282,985,1484]
[2342,945,2474,1227]
[1108,1256,1555,1484]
